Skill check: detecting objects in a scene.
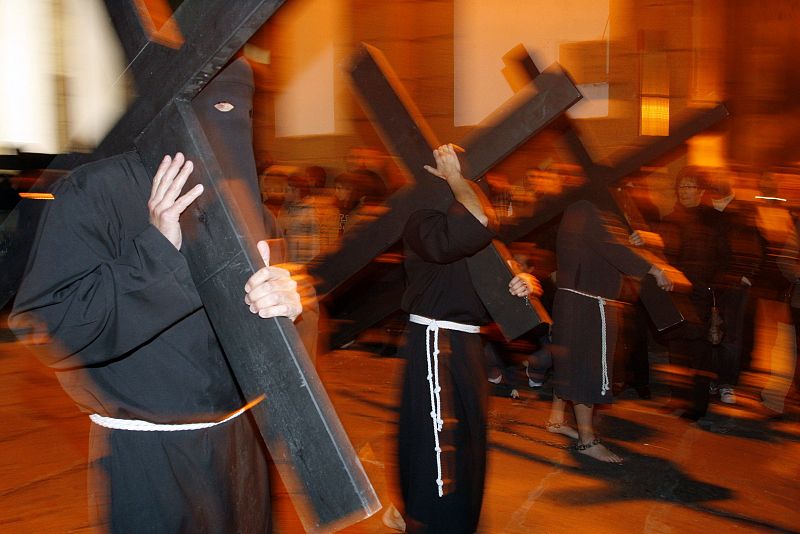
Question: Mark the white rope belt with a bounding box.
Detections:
[408,314,480,497]
[559,288,618,396]
[89,394,265,432]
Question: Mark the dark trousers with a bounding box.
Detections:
[668,333,713,416]
[714,286,752,386]
[616,301,652,388]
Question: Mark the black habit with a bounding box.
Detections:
[398,201,494,533]
[10,58,271,534]
[552,200,651,405]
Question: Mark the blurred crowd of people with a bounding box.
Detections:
[481,161,800,435]
[258,146,392,265]
[253,143,800,470]
[254,148,800,435]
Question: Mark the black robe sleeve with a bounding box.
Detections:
[404,201,495,264]
[582,201,651,278]
[10,157,203,370]
[401,201,495,323]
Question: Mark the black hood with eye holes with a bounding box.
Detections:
[191,57,261,206]
[190,57,279,244]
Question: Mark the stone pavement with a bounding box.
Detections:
[1,327,798,533]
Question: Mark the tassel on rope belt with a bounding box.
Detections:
[89,394,265,432]
[408,314,480,497]
[558,288,622,396]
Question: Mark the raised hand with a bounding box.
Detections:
[148,153,203,250]
[423,144,464,183]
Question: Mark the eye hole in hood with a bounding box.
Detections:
[214,101,235,112]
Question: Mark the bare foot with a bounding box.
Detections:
[575,438,623,463]
[545,420,579,439]
[381,503,406,532]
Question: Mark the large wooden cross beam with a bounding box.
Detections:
[501,45,729,242]
[1,0,289,306]
[500,45,729,330]
[3,2,380,531]
[311,43,582,341]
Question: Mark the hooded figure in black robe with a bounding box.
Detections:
[10,58,286,533]
[398,197,494,533]
[395,144,539,533]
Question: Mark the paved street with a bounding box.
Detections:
[1,325,798,533]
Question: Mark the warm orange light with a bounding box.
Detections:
[19,192,54,200]
[640,96,669,136]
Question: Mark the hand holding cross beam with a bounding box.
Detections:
[245,241,303,321]
[648,264,675,292]
[424,144,490,227]
[508,272,542,298]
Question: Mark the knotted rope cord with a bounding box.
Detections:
[89,394,265,431]
[559,288,618,396]
[409,314,480,497]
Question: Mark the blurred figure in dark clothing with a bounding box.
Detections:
[259,164,295,238]
[659,166,728,421]
[332,169,387,235]
[754,169,798,416]
[708,169,761,405]
[613,177,664,400]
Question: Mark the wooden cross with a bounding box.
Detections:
[311,43,582,341]
[2,2,380,530]
[500,44,729,330]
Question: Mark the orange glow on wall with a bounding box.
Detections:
[640,95,669,136]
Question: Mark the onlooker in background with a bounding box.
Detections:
[708,168,761,405]
[659,166,728,421]
[302,165,340,256]
[278,170,323,264]
[305,165,327,191]
[346,146,397,194]
[259,164,296,238]
[486,172,514,226]
[332,170,379,236]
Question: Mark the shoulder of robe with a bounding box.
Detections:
[58,152,143,196]
[47,153,148,216]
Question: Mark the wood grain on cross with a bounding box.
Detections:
[311,43,582,341]
[500,44,729,330]
[2,2,380,531]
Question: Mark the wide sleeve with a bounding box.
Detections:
[404,201,495,264]
[9,175,203,369]
[584,202,651,278]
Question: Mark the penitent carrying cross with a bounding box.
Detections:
[2,2,380,532]
[311,43,584,341]
[499,44,729,331]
